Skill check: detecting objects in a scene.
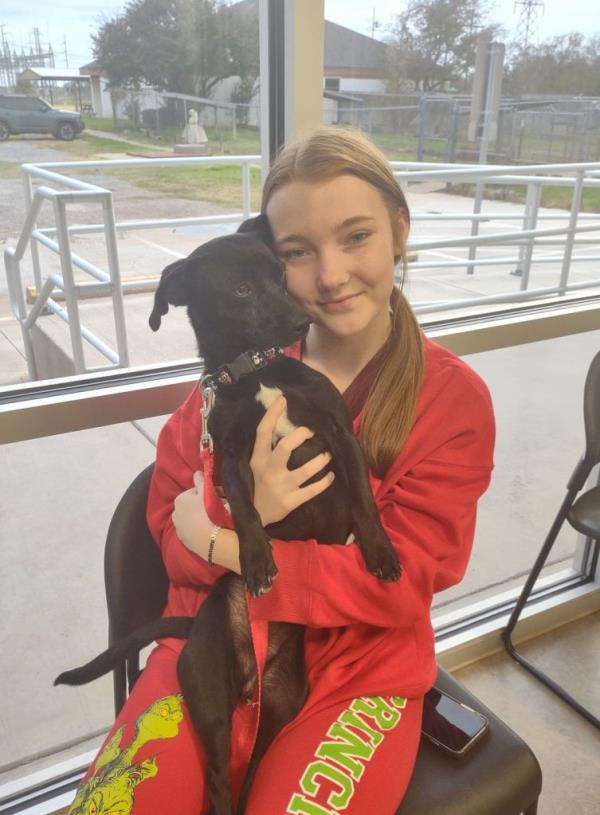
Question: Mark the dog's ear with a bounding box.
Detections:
[237,214,274,246]
[149,258,190,331]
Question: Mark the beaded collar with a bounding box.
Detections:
[199,345,284,453]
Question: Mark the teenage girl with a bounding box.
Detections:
[68,127,495,815]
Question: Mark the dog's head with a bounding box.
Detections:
[149,215,310,369]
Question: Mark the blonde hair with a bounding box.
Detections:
[261,126,424,477]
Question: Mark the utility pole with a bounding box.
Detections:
[63,34,69,68]
[0,26,57,89]
[514,1,545,49]
[371,8,381,39]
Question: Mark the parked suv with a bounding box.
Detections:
[0,95,85,141]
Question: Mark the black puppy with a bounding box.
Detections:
[56,217,401,815]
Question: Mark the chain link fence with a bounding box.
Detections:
[89,85,600,165]
[324,92,600,165]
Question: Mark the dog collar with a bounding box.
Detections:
[201,346,284,390]
[199,345,284,453]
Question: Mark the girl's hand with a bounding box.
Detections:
[173,472,241,573]
[172,471,213,558]
[250,396,335,527]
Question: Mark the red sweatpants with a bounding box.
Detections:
[69,643,423,815]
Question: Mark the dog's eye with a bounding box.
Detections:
[234,282,252,298]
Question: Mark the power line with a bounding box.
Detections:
[0,24,57,88]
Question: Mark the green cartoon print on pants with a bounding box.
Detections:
[68,694,184,815]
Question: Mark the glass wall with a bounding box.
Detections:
[0,414,168,781]
[1,0,599,797]
[321,0,600,610]
[434,329,600,612]
[1,0,262,388]
[0,0,261,790]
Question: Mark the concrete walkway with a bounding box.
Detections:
[84,128,173,152]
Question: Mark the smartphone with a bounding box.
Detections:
[421,687,489,758]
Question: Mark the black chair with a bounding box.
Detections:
[105,464,542,815]
[502,349,600,730]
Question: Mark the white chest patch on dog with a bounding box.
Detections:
[255,384,298,445]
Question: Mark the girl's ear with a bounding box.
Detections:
[148,259,191,331]
[392,210,410,260]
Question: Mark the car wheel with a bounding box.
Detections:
[56,122,76,141]
[0,122,10,141]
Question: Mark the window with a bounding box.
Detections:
[1,0,599,802]
[1,2,262,390]
[20,96,47,111]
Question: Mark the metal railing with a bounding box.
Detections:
[4,155,258,380]
[4,155,600,379]
[390,160,600,314]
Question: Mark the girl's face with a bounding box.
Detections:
[265,174,405,342]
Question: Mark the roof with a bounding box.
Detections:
[323,89,363,103]
[18,68,90,81]
[232,0,389,76]
[324,21,388,73]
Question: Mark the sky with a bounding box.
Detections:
[0,0,597,69]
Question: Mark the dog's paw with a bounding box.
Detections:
[363,538,402,582]
[241,549,279,597]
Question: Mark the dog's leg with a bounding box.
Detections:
[177,574,243,815]
[221,451,278,597]
[236,625,308,815]
[334,429,402,581]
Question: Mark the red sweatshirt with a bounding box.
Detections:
[146,336,495,712]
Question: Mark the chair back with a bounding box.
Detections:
[104,463,169,713]
[583,349,600,466]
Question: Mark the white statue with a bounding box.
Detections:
[182,108,207,145]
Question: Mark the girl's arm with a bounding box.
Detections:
[150,389,331,582]
[246,367,496,629]
[146,386,228,587]
[168,393,336,576]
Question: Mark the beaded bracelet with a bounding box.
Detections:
[207,524,221,567]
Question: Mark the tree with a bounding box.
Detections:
[385,0,502,92]
[505,33,600,96]
[92,0,258,101]
[92,16,141,126]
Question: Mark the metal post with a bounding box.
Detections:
[558,170,585,295]
[53,197,86,373]
[242,160,251,218]
[512,182,541,290]
[417,96,426,162]
[232,105,237,141]
[5,250,38,379]
[445,100,457,163]
[23,170,43,294]
[102,194,129,368]
[467,41,504,275]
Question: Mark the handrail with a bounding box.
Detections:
[4,154,600,379]
[5,155,259,380]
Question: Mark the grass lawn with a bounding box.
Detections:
[109,163,263,209]
[4,130,262,210]
[0,161,21,179]
[56,125,262,207]
[87,117,261,154]
[7,123,599,212]
[447,182,600,212]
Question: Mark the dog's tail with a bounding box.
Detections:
[54,616,193,687]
